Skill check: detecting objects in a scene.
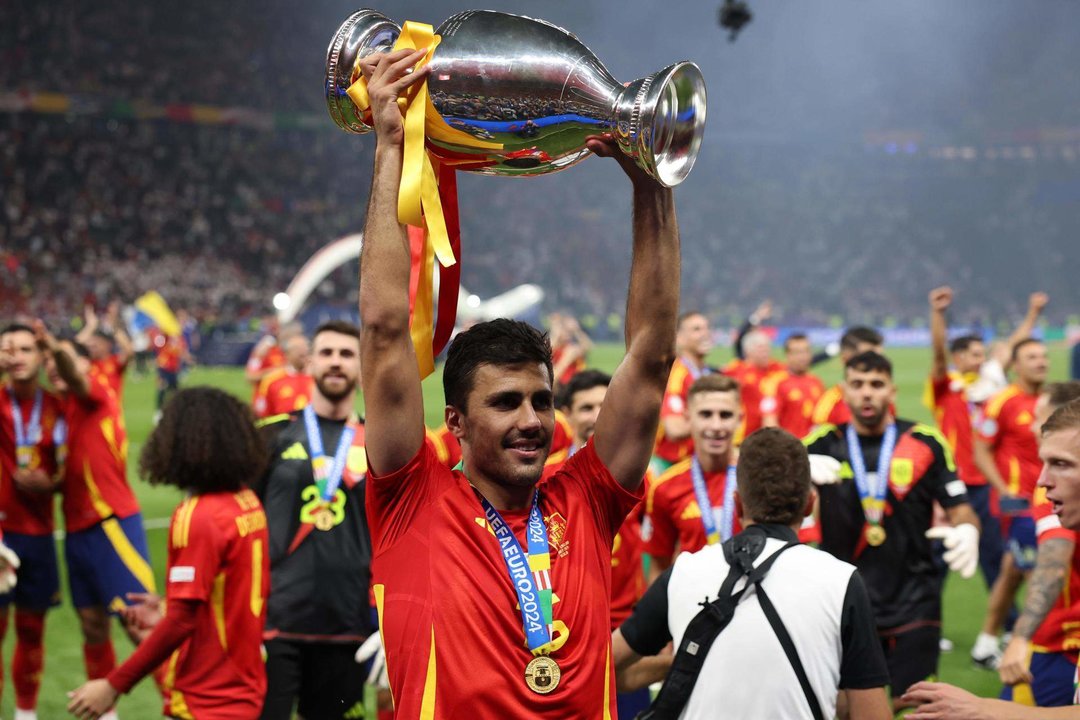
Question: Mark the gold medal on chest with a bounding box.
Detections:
[313,507,335,531]
[865,524,887,547]
[524,655,561,694]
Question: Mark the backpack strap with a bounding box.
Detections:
[756,580,825,720]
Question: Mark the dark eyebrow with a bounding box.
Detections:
[488,391,524,407]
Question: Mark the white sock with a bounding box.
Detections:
[14,708,38,720]
[972,632,1000,656]
[100,712,119,720]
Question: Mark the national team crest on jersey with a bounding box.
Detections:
[545,513,570,558]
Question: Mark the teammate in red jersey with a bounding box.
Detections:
[151,330,194,420]
[764,332,826,438]
[549,313,592,391]
[253,333,312,418]
[725,301,787,440]
[246,319,301,406]
[76,303,134,402]
[645,375,744,581]
[995,382,1080,706]
[653,311,714,474]
[0,324,63,719]
[356,47,679,719]
[973,338,1050,667]
[812,326,884,427]
[68,387,270,719]
[35,323,156,705]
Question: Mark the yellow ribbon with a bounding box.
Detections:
[345,21,503,377]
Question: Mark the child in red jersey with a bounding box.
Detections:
[68,387,270,720]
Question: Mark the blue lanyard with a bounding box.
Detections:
[479,491,554,653]
[690,457,737,545]
[682,357,711,382]
[845,423,896,525]
[301,405,356,502]
[7,388,42,468]
[53,417,68,467]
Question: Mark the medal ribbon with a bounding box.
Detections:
[346,22,503,378]
[480,491,556,654]
[7,388,42,469]
[53,417,67,467]
[690,458,737,545]
[845,423,897,526]
[682,357,711,382]
[301,405,357,503]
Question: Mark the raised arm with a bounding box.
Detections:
[357,48,432,476]
[995,292,1048,369]
[34,321,90,398]
[107,301,135,366]
[74,305,98,346]
[589,140,680,491]
[929,287,952,381]
[733,300,771,360]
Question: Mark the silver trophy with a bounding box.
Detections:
[325,9,706,187]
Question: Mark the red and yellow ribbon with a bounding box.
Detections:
[346,21,502,377]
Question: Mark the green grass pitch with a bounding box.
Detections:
[11,343,1071,717]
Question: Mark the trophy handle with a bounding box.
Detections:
[614,62,707,187]
[325,9,402,134]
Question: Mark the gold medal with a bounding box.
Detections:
[524,655,561,694]
[313,507,336,531]
[865,524,887,547]
[15,446,31,469]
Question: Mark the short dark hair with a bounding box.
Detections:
[949,334,983,354]
[443,319,552,411]
[677,311,705,329]
[845,350,893,378]
[1045,382,1080,410]
[1012,337,1044,363]
[840,326,883,352]
[783,332,809,352]
[1042,397,1080,437]
[313,320,359,344]
[558,369,611,410]
[736,428,810,526]
[687,373,740,400]
[64,339,91,359]
[139,387,267,493]
[91,329,114,342]
[0,323,34,338]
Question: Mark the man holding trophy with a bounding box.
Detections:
[356,32,684,719]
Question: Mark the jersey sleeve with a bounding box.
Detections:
[929,375,950,408]
[916,427,968,509]
[618,566,673,657]
[838,571,890,689]
[1033,488,1077,544]
[977,396,1006,447]
[643,482,678,560]
[365,441,451,552]
[660,370,690,419]
[167,501,226,602]
[557,442,642,540]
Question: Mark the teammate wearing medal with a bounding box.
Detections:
[357,47,680,718]
[35,322,158,713]
[811,326,884,427]
[67,387,271,720]
[805,351,980,712]
[255,321,374,720]
[652,311,714,474]
[0,323,63,720]
[644,375,744,582]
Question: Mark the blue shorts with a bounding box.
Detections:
[1000,650,1076,707]
[0,532,60,611]
[65,514,155,612]
[1006,515,1038,571]
[157,369,178,389]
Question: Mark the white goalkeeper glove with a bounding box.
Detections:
[925,523,979,579]
[0,542,20,594]
[356,630,389,689]
[808,454,843,485]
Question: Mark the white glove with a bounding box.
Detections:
[808,454,843,485]
[925,523,979,579]
[356,630,389,689]
[0,542,20,594]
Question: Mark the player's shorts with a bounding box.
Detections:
[879,621,940,697]
[1005,515,1038,571]
[1000,650,1077,707]
[0,532,60,611]
[617,688,652,719]
[157,368,179,389]
[65,513,155,611]
[262,639,368,720]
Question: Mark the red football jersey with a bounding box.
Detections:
[723,358,789,441]
[643,458,741,560]
[655,357,701,464]
[978,385,1041,500]
[162,489,269,720]
[0,385,62,535]
[154,333,187,374]
[60,375,140,532]
[1031,487,1080,659]
[89,354,128,399]
[248,343,286,403]
[610,504,646,632]
[551,344,586,387]
[772,372,826,439]
[812,384,850,427]
[367,441,639,719]
[427,411,575,470]
[253,370,313,418]
[931,373,986,487]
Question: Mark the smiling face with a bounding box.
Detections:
[449,362,555,490]
[1038,428,1080,531]
[1015,341,1050,388]
[564,384,606,448]
[310,330,360,402]
[688,389,742,462]
[1,329,43,384]
[677,313,712,359]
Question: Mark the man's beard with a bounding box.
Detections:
[315,374,356,402]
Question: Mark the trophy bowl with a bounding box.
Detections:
[325,9,707,187]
